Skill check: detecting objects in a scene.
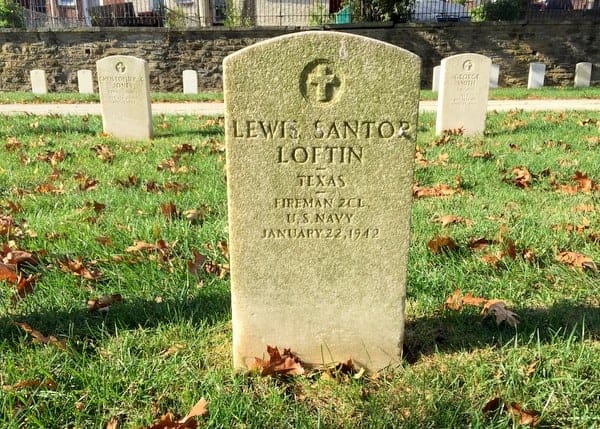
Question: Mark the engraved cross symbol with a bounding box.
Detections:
[463,60,474,72]
[115,62,126,73]
[308,64,338,102]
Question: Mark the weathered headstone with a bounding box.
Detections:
[182,69,198,94]
[432,65,440,92]
[96,55,152,140]
[528,62,546,89]
[436,53,491,136]
[224,31,420,372]
[77,69,94,94]
[490,64,500,89]
[574,62,592,88]
[30,69,48,94]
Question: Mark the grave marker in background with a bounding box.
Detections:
[96,55,152,140]
[224,31,420,372]
[432,65,440,92]
[30,69,47,94]
[77,69,94,94]
[574,62,592,88]
[183,69,198,94]
[490,64,500,89]
[436,53,491,136]
[528,63,546,89]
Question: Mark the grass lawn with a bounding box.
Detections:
[0,110,598,428]
[1,87,600,104]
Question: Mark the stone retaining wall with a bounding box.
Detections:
[0,21,598,92]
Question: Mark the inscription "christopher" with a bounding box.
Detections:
[232,119,410,139]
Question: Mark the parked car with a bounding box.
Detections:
[412,0,471,21]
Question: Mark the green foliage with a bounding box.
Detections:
[309,0,331,25]
[0,0,24,28]
[361,0,414,22]
[224,0,251,28]
[471,0,524,21]
[165,7,187,28]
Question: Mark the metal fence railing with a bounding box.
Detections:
[13,0,600,29]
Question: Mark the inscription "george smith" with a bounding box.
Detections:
[232,119,410,139]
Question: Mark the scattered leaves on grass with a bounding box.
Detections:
[87,294,123,312]
[468,237,497,251]
[482,300,520,327]
[15,322,67,349]
[471,150,493,160]
[504,166,532,189]
[556,251,598,272]
[59,257,102,281]
[187,250,206,276]
[36,149,65,166]
[91,145,115,162]
[413,183,461,198]
[161,202,180,220]
[507,402,541,426]
[174,143,196,155]
[2,378,57,392]
[482,397,540,426]
[95,236,112,246]
[427,236,459,254]
[432,214,472,228]
[552,171,599,194]
[116,175,139,188]
[251,346,305,377]
[144,398,208,429]
[445,290,519,327]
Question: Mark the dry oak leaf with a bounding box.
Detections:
[91,145,115,162]
[59,257,102,281]
[413,183,460,198]
[146,397,208,429]
[0,262,18,283]
[187,250,206,276]
[252,345,305,377]
[509,166,532,189]
[87,294,123,312]
[482,300,520,328]
[427,235,459,254]
[161,202,180,220]
[15,322,67,349]
[556,251,597,272]
[432,214,472,228]
[12,274,38,302]
[508,402,541,427]
[444,289,487,310]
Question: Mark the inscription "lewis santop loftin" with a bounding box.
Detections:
[232,119,410,140]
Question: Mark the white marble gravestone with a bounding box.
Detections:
[528,63,546,89]
[432,65,440,92]
[574,62,592,88]
[182,69,198,94]
[490,64,500,89]
[436,53,491,136]
[224,31,421,372]
[30,69,47,94]
[96,55,153,140]
[77,69,94,94]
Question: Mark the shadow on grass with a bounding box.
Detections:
[0,285,231,350]
[404,301,600,363]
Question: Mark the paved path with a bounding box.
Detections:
[0,99,600,116]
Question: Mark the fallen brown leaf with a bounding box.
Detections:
[508,402,541,426]
[87,294,123,312]
[427,236,459,254]
[556,251,597,272]
[482,300,520,328]
[15,322,67,349]
[252,345,305,377]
